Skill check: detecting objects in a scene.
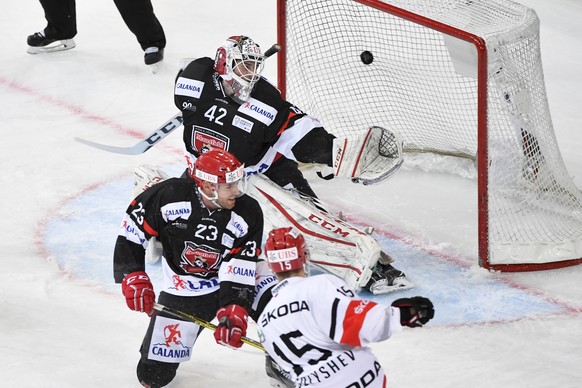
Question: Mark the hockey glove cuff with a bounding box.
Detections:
[121,271,155,315]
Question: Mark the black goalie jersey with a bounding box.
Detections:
[174,57,334,177]
[113,177,263,311]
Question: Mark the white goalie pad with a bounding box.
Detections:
[133,165,171,199]
[247,175,381,292]
[333,126,404,185]
[133,165,171,265]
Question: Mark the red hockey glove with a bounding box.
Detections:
[121,271,155,315]
[214,305,249,349]
[392,297,434,327]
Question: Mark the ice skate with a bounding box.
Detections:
[27,32,75,54]
[265,355,294,388]
[366,261,414,294]
[144,47,164,73]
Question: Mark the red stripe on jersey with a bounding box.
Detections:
[143,220,159,237]
[230,246,262,257]
[340,300,378,346]
[277,112,297,135]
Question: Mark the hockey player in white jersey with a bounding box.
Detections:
[258,227,434,388]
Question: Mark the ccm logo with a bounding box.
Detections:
[307,215,365,237]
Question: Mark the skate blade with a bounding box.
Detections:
[147,62,163,74]
[27,39,75,54]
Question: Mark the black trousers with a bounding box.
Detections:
[39,0,76,39]
[37,0,166,50]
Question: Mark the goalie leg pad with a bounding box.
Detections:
[145,236,163,265]
[247,175,380,292]
[133,165,170,198]
[248,175,414,293]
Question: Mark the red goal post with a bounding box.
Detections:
[276,0,582,272]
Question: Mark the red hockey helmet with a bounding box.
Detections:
[264,227,308,274]
[191,149,245,186]
[214,35,264,102]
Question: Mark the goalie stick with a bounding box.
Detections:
[74,113,183,155]
[73,44,281,155]
[152,303,265,351]
[263,43,281,58]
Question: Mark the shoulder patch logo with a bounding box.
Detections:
[175,77,205,99]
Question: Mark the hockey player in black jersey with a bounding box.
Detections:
[175,36,331,198]
[114,149,275,387]
[173,35,410,295]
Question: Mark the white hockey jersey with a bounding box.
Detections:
[257,274,402,387]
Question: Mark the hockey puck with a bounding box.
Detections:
[360,51,374,65]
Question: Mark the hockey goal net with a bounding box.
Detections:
[277,0,582,271]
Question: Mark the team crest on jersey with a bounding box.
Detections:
[180,242,221,277]
[192,126,229,153]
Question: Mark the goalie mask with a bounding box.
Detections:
[264,227,309,275]
[190,149,247,209]
[214,35,264,102]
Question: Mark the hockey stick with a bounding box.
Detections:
[74,44,281,156]
[74,113,183,155]
[264,43,281,58]
[152,303,265,351]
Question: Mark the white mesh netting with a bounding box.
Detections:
[281,0,582,268]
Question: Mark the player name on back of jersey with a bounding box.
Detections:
[299,350,382,388]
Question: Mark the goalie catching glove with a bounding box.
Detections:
[121,271,155,315]
[391,296,434,327]
[331,126,404,185]
[214,304,249,349]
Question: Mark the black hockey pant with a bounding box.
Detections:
[136,291,219,387]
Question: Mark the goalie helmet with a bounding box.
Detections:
[214,35,264,102]
[264,227,309,274]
